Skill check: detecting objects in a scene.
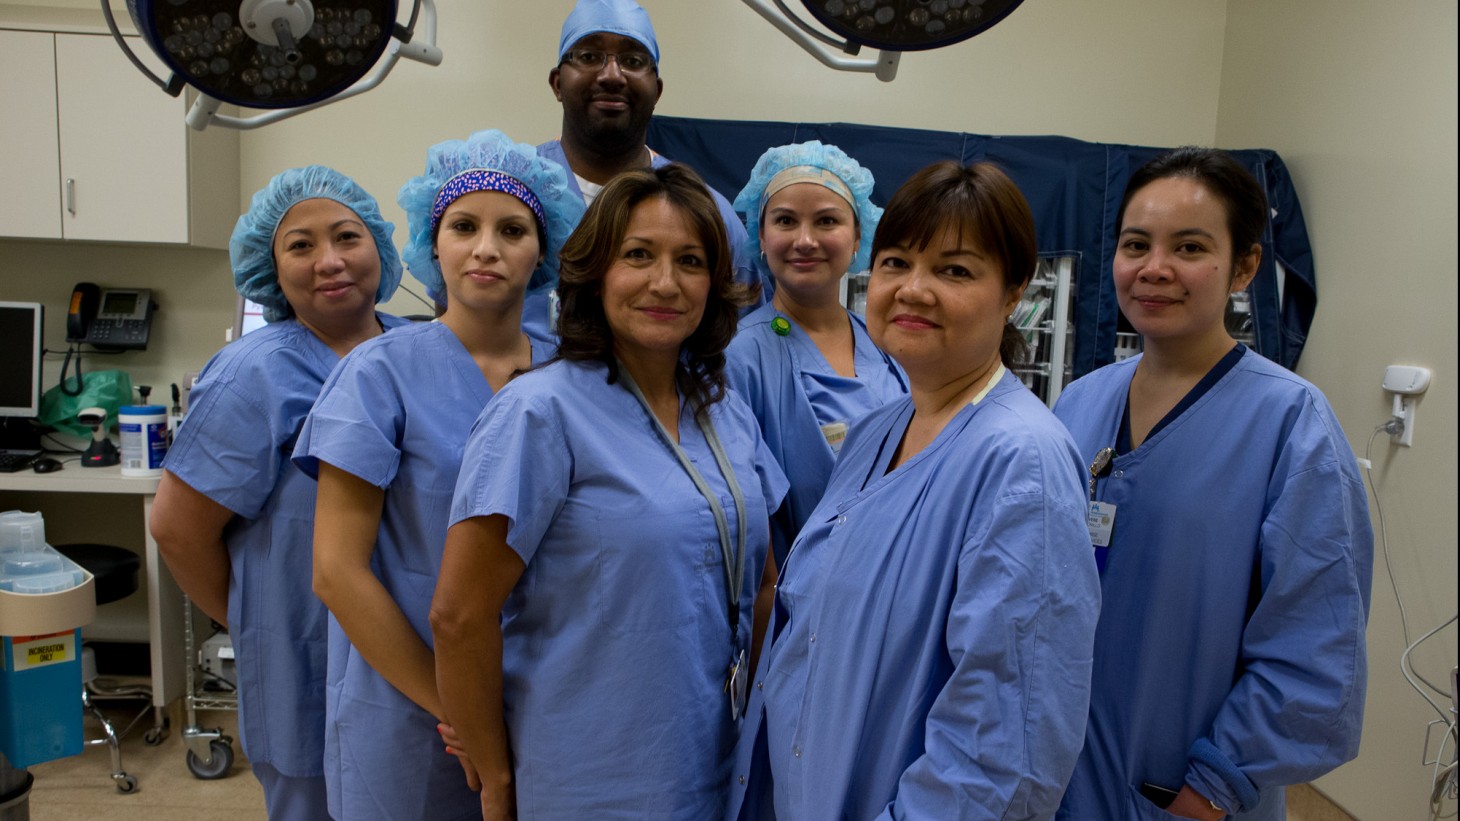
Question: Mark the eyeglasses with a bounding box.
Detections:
[560,49,656,75]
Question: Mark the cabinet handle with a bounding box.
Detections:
[65,178,76,217]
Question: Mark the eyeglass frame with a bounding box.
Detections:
[559,48,658,76]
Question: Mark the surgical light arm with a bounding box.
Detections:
[740,0,900,81]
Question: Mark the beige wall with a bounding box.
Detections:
[1217,1,1459,818]
[3,2,1455,817]
[240,0,1229,322]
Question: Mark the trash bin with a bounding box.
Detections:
[0,510,96,784]
[1,752,33,821]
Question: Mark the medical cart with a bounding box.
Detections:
[179,593,236,779]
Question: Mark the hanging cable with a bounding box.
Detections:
[58,343,85,396]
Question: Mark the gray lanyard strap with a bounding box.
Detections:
[617,363,749,639]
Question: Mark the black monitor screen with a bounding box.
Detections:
[0,303,43,418]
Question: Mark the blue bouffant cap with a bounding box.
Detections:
[398,130,586,306]
[230,165,402,322]
[733,141,882,274]
[558,0,660,64]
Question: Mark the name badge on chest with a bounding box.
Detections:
[1087,501,1117,548]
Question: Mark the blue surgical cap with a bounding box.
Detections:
[230,165,403,322]
[558,0,660,64]
[398,130,586,306]
[734,141,882,274]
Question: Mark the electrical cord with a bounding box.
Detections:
[394,282,437,312]
[57,344,85,396]
[1363,424,1452,697]
[1363,424,1459,820]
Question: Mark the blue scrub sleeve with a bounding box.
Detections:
[1182,430,1372,814]
[168,367,291,519]
[293,352,405,487]
[880,489,1099,820]
[449,389,571,565]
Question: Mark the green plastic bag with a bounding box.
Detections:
[38,370,135,437]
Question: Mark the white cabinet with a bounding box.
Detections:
[0,29,237,247]
[0,30,62,239]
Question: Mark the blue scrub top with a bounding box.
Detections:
[163,313,405,778]
[293,321,554,821]
[1052,349,1373,820]
[451,358,787,820]
[728,368,1099,821]
[725,302,906,564]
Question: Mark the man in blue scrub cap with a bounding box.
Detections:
[530,0,764,335]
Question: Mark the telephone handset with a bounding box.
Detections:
[67,282,156,350]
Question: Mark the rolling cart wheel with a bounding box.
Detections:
[186,739,235,780]
[144,723,169,745]
[115,774,139,793]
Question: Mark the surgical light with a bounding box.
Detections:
[103,0,443,130]
[741,0,1026,81]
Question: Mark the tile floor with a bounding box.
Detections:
[18,698,1358,820]
[24,700,264,821]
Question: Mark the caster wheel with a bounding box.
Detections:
[186,739,234,780]
[144,725,169,745]
[115,774,138,793]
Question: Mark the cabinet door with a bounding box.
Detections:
[54,33,188,243]
[0,30,63,239]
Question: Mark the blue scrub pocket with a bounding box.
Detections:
[593,507,714,635]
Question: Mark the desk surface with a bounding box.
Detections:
[0,463,160,494]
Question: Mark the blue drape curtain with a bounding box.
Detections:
[647,115,1317,375]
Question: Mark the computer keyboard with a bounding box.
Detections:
[0,449,43,473]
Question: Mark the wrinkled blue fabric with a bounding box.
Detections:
[1052,349,1372,820]
[728,369,1099,821]
[292,321,552,821]
[450,359,787,819]
[162,313,406,796]
[725,302,905,565]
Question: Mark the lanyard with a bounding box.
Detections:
[617,363,749,640]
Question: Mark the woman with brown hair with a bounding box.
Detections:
[431,163,786,820]
[726,161,1100,821]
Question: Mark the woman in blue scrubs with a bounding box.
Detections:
[727,161,1100,820]
[727,142,907,564]
[150,166,405,820]
[432,163,787,820]
[293,130,583,821]
[1052,148,1373,821]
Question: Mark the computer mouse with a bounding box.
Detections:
[32,458,63,474]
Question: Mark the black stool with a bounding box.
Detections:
[53,544,166,794]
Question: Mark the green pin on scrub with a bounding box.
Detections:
[771,316,791,336]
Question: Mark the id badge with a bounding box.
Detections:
[820,421,848,454]
[1087,501,1117,548]
[726,649,748,720]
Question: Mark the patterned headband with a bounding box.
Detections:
[430,169,547,236]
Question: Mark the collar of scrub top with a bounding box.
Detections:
[614,359,748,640]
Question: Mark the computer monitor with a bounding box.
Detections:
[232,295,268,340]
[0,301,43,418]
